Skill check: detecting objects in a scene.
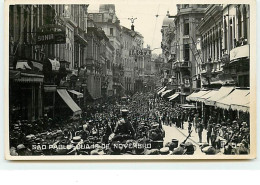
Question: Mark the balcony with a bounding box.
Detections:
[172,61,191,71]
[230,44,249,62]
[74,28,88,46]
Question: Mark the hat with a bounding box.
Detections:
[202,146,216,155]
[242,122,248,127]
[145,149,160,155]
[121,109,129,116]
[25,134,36,141]
[160,147,170,155]
[172,147,185,155]
[72,136,81,143]
[17,144,26,151]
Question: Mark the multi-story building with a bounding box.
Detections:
[161,4,208,103]
[132,32,145,92]
[222,4,250,87]
[196,5,224,88]
[105,41,115,97]
[9,5,89,121]
[88,4,124,97]
[121,26,135,95]
[85,20,108,100]
[196,4,250,89]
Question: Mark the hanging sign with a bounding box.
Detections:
[129,49,151,56]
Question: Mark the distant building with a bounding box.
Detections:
[88,5,124,97]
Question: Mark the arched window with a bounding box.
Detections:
[242,5,248,39]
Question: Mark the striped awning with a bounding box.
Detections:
[169,93,180,101]
[57,89,82,116]
[186,90,209,102]
[204,86,235,106]
[215,89,250,111]
[196,90,219,102]
[157,86,166,95]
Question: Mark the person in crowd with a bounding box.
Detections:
[197,118,204,143]
[114,109,136,138]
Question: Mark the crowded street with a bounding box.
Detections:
[9,89,250,156]
[8,4,252,158]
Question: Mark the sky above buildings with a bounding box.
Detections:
[88,1,177,55]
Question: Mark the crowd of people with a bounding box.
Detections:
[9,90,251,156]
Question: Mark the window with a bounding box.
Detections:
[237,8,242,39]
[224,19,227,49]
[184,44,190,61]
[97,14,102,22]
[242,6,248,39]
[110,28,114,36]
[184,22,189,35]
[88,14,93,20]
[229,19,233,49]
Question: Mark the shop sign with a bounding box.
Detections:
[36,31,66,45]
[129,49,151,56]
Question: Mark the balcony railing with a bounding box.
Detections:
[173,61,191,68]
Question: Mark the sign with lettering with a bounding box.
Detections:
[129,49,151,56]
[36,31,66,45]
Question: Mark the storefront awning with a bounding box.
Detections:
[204,86,235,106]
[196,90,219,102]
[9,70,21,79]
[231,94,250,112]
[169,93,180,101]
[215,89,250,111]
[157,86,166,95]
[161,90,172,97]
[156,86,164,92]
[16,61,32,70]
[181,104,196,109]
[14,72,44,83]
[68,90,83,98]
[186,90,209,102]
[57,89,82,116]
[49,58,60,71]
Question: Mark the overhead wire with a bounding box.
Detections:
[151,4,160,50]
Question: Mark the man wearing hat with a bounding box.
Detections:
[114,109,135,138]
[197,118,204,143]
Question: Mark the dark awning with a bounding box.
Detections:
[9,70,21,79]
[57,89,82,116]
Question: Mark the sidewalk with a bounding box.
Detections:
[173,121,208,146]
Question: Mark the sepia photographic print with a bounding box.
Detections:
[5,0,256,160]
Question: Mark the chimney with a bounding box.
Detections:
[131,24,134,31]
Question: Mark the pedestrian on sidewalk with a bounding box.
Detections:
[197,118,204,143]
[207,120,213,145]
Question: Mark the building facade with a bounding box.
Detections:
[161,4,208,103]
[9,5,89,121]
[88,4,124,97]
